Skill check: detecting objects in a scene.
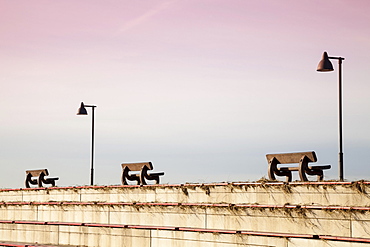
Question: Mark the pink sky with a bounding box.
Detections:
[1,1,370,187]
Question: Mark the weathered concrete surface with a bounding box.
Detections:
[0,223,369,247]
[0,223,59,244]
[0,182,369,246]
[0,203,369,238]
[1,182,369,206]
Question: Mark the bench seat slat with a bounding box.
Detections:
[148,172,165,176]
[278,165,331,172]
[308,165,331,170]
[278,167,299,171]
[128,171,165,176]
[43,177,59,184]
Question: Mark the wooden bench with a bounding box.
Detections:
[25,169,59,188]
[266,151,331,182]
[121,162,165,185]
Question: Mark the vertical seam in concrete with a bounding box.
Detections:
[149,229,152,247]
[108,205,110,225]
[205,208,207,229]
[57,225,60,245]
[350,212,353,237]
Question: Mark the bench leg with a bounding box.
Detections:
[49,180,56,187]
[306,169,324,181]
[121,175,140,185]
[141,175,161,185]
[38,173,46,188]
[42,178,59,187]
[121,168,140,185]
[268,157,292,182]
[25,174,39,188]
[144,174,160,185]
[298,156,309,182]
[299,156,325,181]
[140,166,161,185]
[140,167,149,185]
[25,173,32,188]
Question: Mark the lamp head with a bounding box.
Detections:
[317,51,334,72]
[77,102,88,115]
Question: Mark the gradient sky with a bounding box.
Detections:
[1,0,370,188]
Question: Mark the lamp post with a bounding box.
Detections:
[77,102,97,186]
[317,51,345,181]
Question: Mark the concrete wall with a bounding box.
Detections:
[2,223,370,247]
[1,202,369,238]
[1,182,369,206]
[0,181,369,246]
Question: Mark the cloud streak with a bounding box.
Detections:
[116,0,177,35]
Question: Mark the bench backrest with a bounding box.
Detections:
[26,169,49,177]
[121,162,153,171]
[266,151,317,164]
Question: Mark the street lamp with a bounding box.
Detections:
[77,102,97,185]
[317,51,345,181]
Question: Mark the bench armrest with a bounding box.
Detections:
[38,173,59,187]
[140,166,164,185]
[121,167,141,185]
[25,173,39,188]
[41,177,59,186]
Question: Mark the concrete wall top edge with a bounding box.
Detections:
[0,181,369,207]
[1,180,368,192]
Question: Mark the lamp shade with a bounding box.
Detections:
[77,102,88,115]
[317,52,334,72]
